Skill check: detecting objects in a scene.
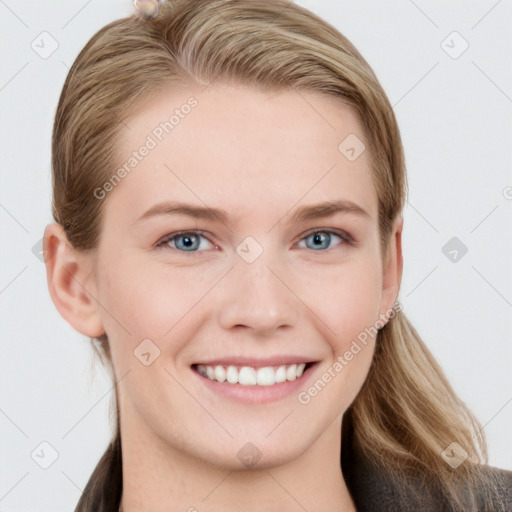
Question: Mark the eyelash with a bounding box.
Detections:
[154,228,356,253]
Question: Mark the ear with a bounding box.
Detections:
[378,215,404,321]
[43,223,105,338]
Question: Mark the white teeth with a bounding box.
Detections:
[196,362,309,385]
[214,365,226,382]
[275,365,287,383]
[239,367,257,385]
[256,367,275,386]
[286,364,297,381]
[226,365,238,384]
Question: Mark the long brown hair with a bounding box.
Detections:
[50,1,506,510]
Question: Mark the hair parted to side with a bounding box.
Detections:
[50,1,506,510]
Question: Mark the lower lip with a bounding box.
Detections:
[191,363,318,404]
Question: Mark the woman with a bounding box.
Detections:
[43,0,511,510]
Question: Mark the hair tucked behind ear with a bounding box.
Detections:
[50,1,509,511]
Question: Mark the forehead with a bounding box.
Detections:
[107,83,378,225]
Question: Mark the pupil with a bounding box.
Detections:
[310,232,329,250]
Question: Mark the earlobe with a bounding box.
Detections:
[379,215,404,322]
[43,223,105,338]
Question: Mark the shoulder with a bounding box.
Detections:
[340,418,512,511]
[472,465,512,509]
[343,451,512,512]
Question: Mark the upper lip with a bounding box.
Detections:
[192,356,316,367]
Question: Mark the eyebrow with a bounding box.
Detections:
[135,199,370,227]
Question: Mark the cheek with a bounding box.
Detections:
[95,250,217,358]
[303,253,383,354]
[296,257,382,415]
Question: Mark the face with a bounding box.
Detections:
[78,84,400,469]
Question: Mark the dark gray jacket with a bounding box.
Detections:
[341,421,512,511]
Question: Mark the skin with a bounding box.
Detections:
[44,83,403,512]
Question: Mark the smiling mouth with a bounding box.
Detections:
[192,362,316,386]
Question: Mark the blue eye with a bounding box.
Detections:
[156,231,214,252]
[155,229,353,252]
[298,230,349,251]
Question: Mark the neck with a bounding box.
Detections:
[119,415,356,512]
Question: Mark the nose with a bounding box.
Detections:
[216,249,300,336]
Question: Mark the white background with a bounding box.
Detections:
[0,0,511,510]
